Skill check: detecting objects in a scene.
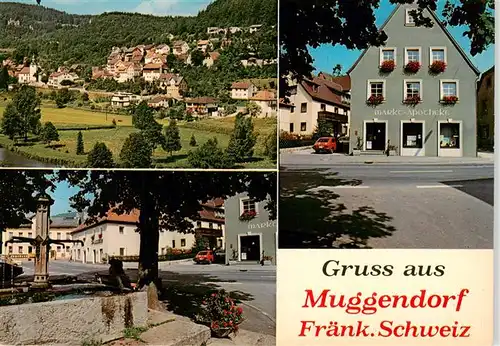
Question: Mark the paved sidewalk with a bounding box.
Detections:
[281,149,494,166]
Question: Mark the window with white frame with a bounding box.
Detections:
[380,48,396,64]
[440,80,459,99]
[405,9,416,25]
[430,47,446,64]
[367,80,385,99]
[404,80,422,100]
[405,48,421,64]
[241,198,257,214]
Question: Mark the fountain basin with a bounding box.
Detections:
[0,291,147,345]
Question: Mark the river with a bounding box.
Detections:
[0,147,55,168]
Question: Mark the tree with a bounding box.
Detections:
[188,137,234,169]
[41,75,49,84]
[163,120,182,156]
[57,169,276,293]
[191,49,205,66]
[1,103,22,140]
[40,122,59,145]
[313,118,334,140]
[82,93,89,102]
[263,130,277,163]
[0,170,54,251]
[332,64,343,77]
[0,66,9,90]
[246,102,261,117]
[10,85,41,141]
[189,134,197,147]
[55,88,74,108]
[226,113,257,163]
[280,0,494,97]
[120,132,153,168]
[132,101,156,130]
[76,131,84,155]
[87,142,114,168]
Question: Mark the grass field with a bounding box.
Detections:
[0,102,277,168]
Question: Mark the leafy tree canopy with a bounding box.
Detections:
[280,0,494,96]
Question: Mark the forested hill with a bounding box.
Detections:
[0,0,277,67]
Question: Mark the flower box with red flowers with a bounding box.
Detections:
[195,290,244,338]
[429,60,446,74]
[379,60,395,73]
[98,233,102,239]
[239,210,256,221]
[404,95,421,105]
[441,95,458,105]
[366,95,384,106]
[404,61,421,73]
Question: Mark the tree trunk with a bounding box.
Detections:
[137,176,162,295]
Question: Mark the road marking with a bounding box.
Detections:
[206,282,242,285]
[332,186,370,189]
[390,170,453,173]
[416,185,463,189]
[259,275,276,278]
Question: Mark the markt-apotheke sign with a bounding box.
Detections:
[374,108,451,117]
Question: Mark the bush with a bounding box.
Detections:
[279,131,315,148]
[195,290,244,337]
[189,134,197,146]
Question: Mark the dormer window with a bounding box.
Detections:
[405,9,416,26]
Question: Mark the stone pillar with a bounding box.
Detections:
[32,194,53,289]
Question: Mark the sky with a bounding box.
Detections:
[0,0,213,16]
[48,180,81,216]
[309,0,495,74]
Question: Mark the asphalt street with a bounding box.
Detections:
[18,260,276,335]
[280,151,494,249]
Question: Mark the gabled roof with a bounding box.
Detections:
[71,209,140,234]
[301,78,349,108]
[347,4,480,76]
[185,97,218,104]
[231,81,254,89]
[250,90,275,101]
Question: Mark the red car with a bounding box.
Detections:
[194,250,215,264]
[313,137,337,153]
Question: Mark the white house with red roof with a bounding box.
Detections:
[279,74,351,136]
[231,81,256,100]
[249,90,277,117]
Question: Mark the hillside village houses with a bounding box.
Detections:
[348,3,479,157]
[48,71,78,87]
[185,97,220,117]
[279,74,351,136]
[231,81,256,100]
[250,90,277,117]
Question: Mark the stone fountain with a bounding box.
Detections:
[0,194,149,345]
[5,194,84,289]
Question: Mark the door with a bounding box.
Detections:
[401,122,425,156]
[239,235,261,261]
[365,122,386,150]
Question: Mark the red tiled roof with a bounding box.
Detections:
[143,63,163,70]
[250,90,275,101]
[209,51,220,60]
[201,198,224,208]
[19,67,30,74]
[71,209,140,234]
[231,81,252,89]
[300,78,349,108]
[317,72,351,91]
[185,97,218,104]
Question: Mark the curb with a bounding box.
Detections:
[240,301,276,324]
[279,146,312,153]
[281,161,494,167]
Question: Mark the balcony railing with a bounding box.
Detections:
[195,227,223,237]
[318,111,348,123]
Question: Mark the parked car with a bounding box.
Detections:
[313,137,337,153]
[194,250,215,264]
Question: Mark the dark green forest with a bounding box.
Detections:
[0,0,277,67]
